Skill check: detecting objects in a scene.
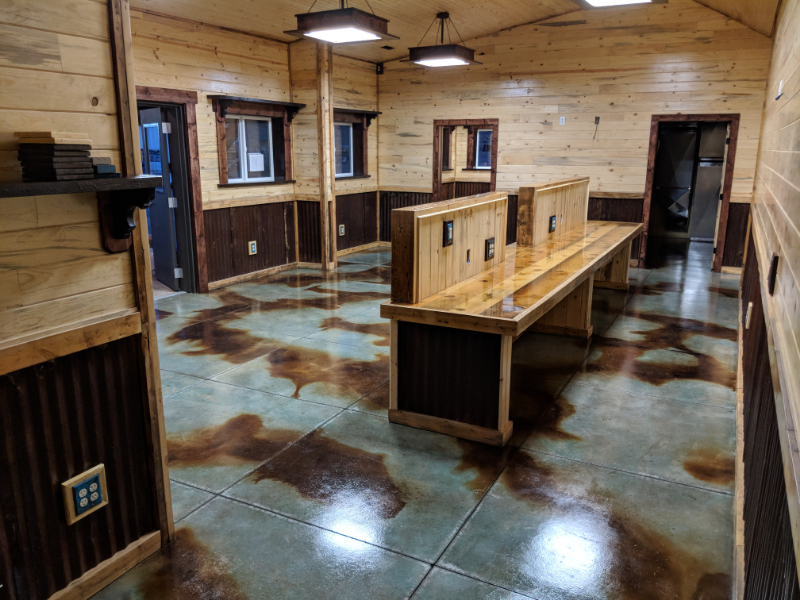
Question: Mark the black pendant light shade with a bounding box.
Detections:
[285,3,398,44]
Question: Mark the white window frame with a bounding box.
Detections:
[334,122,354,178]
[226,115,274,184]
[475,128,493,170]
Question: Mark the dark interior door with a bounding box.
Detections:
[653,126,698,234]
[139,107,180,291]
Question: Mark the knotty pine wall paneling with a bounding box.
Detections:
[129,9,294,210]
[749,0,800,573]
[378,0,771,200]
[333,55,379,194]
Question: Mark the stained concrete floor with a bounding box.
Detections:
[93,240,739,599]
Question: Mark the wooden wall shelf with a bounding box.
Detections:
[207,95,306,121]
[0,175,162,199]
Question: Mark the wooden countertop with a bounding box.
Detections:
[381,220,643,336]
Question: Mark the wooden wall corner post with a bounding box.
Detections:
[317,42,337,271]
[111,0,174,545]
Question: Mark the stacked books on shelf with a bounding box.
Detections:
[15,132,121,181]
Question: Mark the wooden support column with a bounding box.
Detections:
[529,277,594,339]
[316,43,336,270]
[594,241,632,290]
[110,0,174,544]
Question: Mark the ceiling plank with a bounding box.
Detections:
[692,0,781,37]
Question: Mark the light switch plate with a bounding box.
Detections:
[549,215,557,233]
[443,220,454,247]
[485,237,495,260]
[339,224,345,236]
[559,116,566,125]
[248,241,257,255]
[62,464,108,526]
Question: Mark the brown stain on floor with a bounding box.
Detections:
[168,414,299,467]
[587,311,737,390]
[264,264,391,288]
[139,527,247,600]
[250,429,406,519]
[454,439,516,493]
[155,308,174,320]
[634,282,738,300]
[319,316,390,346]
[360,381,390,410]
[266,346,389,399]
[682,448,735,485]
[502,452,732,599]
[167,318,281,365]
[708,286,739,299]
[535,396,581,441]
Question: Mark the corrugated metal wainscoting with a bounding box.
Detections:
[335,192,378,251]
[740,233,800,599]
[0,335,158,600]
[379,191,433,242]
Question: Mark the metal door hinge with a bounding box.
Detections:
[719,193,724,200]
[725,137,730,145]
[168,197,178,208]
[174,267,183,279]
[162,122,172,134]
[745,302,753,329]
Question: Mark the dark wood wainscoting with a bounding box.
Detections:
[455,181,492,197]
[379,191,434,242]
[203,202,296,283]
[335,192,378,251]
[588,194,644,261]
[296,200,333,264]
[0,336,158,600]
[740,234,800,599]
[722,203,751,268]
[507,194,519,245]
[441,181,456,200]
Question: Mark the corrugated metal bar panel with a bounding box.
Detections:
[379,191,434,242]
[0,335,158,600]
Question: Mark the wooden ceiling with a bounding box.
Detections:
[129,0,781,63]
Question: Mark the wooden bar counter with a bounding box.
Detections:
[380,179,643,446]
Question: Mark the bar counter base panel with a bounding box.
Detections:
[389,409,514,447]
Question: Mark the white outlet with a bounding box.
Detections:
[339,224,345,236]
[248,241,257,255]
[559,116,566,125]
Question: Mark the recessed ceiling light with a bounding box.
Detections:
[285,5,398,44]
[585,0,651,6]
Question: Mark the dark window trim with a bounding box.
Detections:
[212,97,296,185]
[333,109,375,177]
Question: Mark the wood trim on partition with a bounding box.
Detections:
[433,119,498,202]
[641,113,740,271]
[0,312,141,376]
[136,85,208,293]
[109,0,139,177]
[47,531,160,600]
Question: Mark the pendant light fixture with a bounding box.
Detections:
[285,0,398,44]
[404,12,481,67]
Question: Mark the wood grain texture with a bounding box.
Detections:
[517,177,590,247]
[749,0,800,576]
[381,220,643,336]
[378,0,772,199]
[390,192,509,303]
[694,0,782,37]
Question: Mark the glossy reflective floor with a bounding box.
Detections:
[93,240,739,599]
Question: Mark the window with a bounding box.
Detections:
[224,116,274,183]
[335,122,354,177]
[475,129,493,169]
[441,127,452,170]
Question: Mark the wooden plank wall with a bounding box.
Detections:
[517,178,590,247]
[129,9,293,210]
[378,0,772,203]
[0,0,137,346]
[332,55,379,194]
[290,40,322,199]
[749,0,800,572]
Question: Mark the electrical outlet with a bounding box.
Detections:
[443,220,454,247]
[559,116,566,125]
[248,241,257,255]
[339,224,346,236]
[62,465,108,525]
[549,215,557,233]
[485,237,495,260]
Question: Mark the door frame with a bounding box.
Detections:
[432,119,499,202]
[642,113,740,271]
[136,86,209,292]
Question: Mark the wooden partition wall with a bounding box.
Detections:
[391,191,508,304]
[517,177,591,246]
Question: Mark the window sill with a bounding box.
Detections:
[218,180,296,188]
[335,174,372,180]
[461,168,493,171]
[442,169,454,172]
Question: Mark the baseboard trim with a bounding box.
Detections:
[337,241,385,257]
[48,531,161,600]
[389,409,513,447]
[207,262,298,290]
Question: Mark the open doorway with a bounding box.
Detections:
[432,119,498,202]
[138,102,197,294]
[641,114,739,271]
